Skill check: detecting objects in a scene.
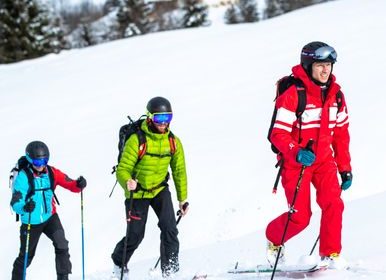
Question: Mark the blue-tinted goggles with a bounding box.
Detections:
[26,154,49,167]
[302,46,337,62]
[148,112,173,124]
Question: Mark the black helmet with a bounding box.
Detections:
[26,141,50,160]
[146,96,172,114]
[301,41,337,73]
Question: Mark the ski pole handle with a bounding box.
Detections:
[305,139,314,152]
[176,202,189,225]
[177,202,189,216]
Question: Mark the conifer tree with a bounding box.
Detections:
[265,0,327,19]
[225,0,258,24]
[116,0,156,38]
[239,0,259,23]
[0,0,64,63]
[182,0,210,28]
[224,4,242,24]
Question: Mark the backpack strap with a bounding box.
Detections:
[294,81,306,145]
[136,129,147,161]
[139,130,176,159]
[47,165,59,205]
[168,131,176,156]
[136,172,170,194]
[14,166,35,222]
[336,90,343,111]
[23,166,35,202]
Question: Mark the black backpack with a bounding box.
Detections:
[267,75,343,154]
[9,156,57,221]
[267,75,343,193]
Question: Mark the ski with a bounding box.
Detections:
[191,275,207,280]
[190,264,323,279]
[228,263,321,274]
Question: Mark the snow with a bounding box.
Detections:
[1,0,386,279]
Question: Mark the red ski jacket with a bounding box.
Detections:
[270,64,351,172]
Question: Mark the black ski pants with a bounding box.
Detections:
[111,187,179,274]
[12,213,72,280]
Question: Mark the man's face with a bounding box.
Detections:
[32,165,45,172]
[311,62,332,83]
[153,122,169,134]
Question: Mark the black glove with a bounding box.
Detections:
[23,200,36,213]
[340,171,353,190]
[76,176,87,189]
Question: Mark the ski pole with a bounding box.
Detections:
[23,212,32,280]
[309,235,320,256]
[152,202,189,270]
[109,180,118,198]
[81,188,85,280]
[271,139,314,280]
[121,190,134,280]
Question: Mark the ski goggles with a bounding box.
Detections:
[147,112,173,124]
[26,154,49,167]
[302,46,337,62]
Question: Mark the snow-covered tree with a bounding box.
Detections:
[181,0,210,28]
[224,4,243,24]
[265,0,330,19]
[115,0,157,38]
[0,0,64,63]
[239,0,259,22]
[225,0,259,24]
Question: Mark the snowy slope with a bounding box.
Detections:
[1,0,386,279]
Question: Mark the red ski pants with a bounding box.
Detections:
[266,159,344,256]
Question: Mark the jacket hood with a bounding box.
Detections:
[292,64,340,98]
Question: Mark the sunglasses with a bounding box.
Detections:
[148,112,173,124]
[26,155,49,167]
[302,46,337,62]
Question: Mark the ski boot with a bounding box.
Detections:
[111,264,129,280]
[266,241,285,267]
[319,253,348,270]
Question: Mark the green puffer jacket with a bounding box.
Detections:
[116,120,188,201]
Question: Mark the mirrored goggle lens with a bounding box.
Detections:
[313,46,337,61]
[31,157,49,167]
[152,113,173,124]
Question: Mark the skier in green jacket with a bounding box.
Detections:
[111,96,188,279]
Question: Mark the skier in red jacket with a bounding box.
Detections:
[266,41,352,269]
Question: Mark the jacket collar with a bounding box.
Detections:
[292,64,341,98]
[141,120,170,140]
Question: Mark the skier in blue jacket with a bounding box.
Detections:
[11,141,87,280]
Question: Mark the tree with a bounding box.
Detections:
[239,0,259,23]
[181,0,210,28]
[225,0,259,24]
[224,4,243,24]
[0,0,64,63]
[115,0,156,38]
[265,0,329,19]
